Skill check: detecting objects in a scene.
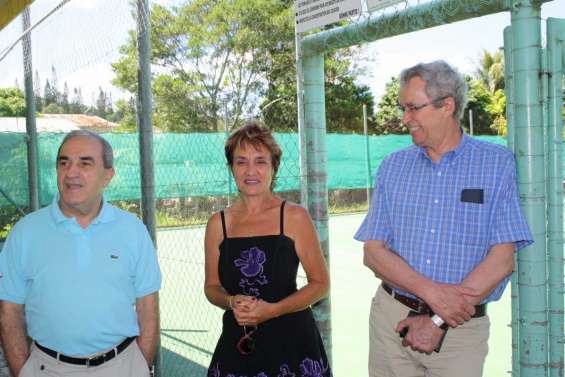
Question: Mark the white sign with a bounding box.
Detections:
[367,0,406,12]
[295,0,362,33]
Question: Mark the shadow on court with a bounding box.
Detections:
[161,343,209,376]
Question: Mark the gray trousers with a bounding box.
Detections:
[19,341,150,377]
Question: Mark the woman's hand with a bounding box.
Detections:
[232,295,256,311]
[233,299,278,326]
[232,295,257,325]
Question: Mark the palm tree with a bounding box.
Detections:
[474,49,505,93]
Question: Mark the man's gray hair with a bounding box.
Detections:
[56,130,114,169]
[400,60,468,120]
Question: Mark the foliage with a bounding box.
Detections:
[94,87,114,119]
[486,89,506,135]
[42,102,65,114]
[325,75,374,133]
[374,77,405,135]
[25,67,117,120]
[474,49,505,93]
[113,98,137,131]
[258,1,299,131]
[69,87,88,114]
[461,76,496,135]
[0,87,26,117]
[262,35,375,132]
[112,0,373,133]
[114,0,280,131]
[470,50,507,135]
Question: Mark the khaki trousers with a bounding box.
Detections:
[369,285,490,377]
[19,341,150,377]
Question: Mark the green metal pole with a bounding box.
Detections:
[546,17,565,377]
[504,25,520,377]
[224,99,232,206]
[302,0,550,56]
[363,104,372,207]
[302,53,332,363]
[511,1,548,376]
[136,1,160,376]
[295,31,309,206]
[21,7,39,211]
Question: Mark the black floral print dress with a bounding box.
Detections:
[208,201,332,377]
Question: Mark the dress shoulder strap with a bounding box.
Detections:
[280,200,287,235]
[220,210,228,239]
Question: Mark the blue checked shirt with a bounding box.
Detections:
[355,133,533,303]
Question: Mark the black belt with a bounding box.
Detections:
[35,337,136,367]
[383,283,486,317]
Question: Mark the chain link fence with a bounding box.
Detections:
[0,0,521,376]
[0,127,507,376]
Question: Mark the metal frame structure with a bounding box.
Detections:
[297,1,564,375]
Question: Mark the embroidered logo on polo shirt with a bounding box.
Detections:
[110,254,119,259]
[0,272,3,278]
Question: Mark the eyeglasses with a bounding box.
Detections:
[236,326,256,355]
[397,96,449,114]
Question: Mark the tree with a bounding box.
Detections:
[461,76,496,135]
[0,87,26,116]
[61,83,70,113]
[324,71,375,133]
[112,0,373,133]
[262,47,375,133]
[374,77,405,135]
[43,80,57,107]
[33,70,42,112]
[486,89,506,135]
[95,87,108,118]
[474,49,504,93]
[50,66,60,104]
[69,87,87,113]
[113,98,136,131]
[42,102,65,114]
[113,0,274,131]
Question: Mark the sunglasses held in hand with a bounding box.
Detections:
[236,325,257,355]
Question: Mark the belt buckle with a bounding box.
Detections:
[86,353,106,367]
[415,301,425,314]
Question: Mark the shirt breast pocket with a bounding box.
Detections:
[454,201,489,246]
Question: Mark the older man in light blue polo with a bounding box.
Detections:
[0,130,161,377]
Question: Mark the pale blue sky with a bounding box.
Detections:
[0,0,564,108]
[358,0,565,100]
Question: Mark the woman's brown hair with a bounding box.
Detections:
[225,122,282,191]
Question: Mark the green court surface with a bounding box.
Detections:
[157,213,511,377]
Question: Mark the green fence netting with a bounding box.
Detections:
[0,132,507,208]
[0,131,511,377]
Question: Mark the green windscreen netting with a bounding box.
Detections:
[0,132,506,207]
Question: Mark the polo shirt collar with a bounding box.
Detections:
[50,194,116,225]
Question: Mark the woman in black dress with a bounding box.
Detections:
[204,122,332,377]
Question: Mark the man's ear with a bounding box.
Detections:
[103,167,115,187]
[442,97,456,117]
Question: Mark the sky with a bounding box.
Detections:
[0,0,564,108]
[357,0,565,100]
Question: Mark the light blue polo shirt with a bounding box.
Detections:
[0,196,161,356]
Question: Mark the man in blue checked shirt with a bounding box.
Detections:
[355,60,532,377]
